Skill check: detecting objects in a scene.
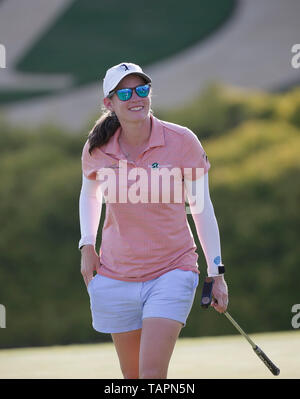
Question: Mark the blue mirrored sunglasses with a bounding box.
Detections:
[108,84,151,101]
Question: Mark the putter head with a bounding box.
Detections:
[200,277,214,308]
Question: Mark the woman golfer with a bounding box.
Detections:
[79,62,228,379]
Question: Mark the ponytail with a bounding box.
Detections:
[87,109,120,155]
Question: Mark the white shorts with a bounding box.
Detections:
[87,268,199,334]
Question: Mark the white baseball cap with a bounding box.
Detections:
[103,62,151,97]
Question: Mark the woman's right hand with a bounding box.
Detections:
[80,245,100,288]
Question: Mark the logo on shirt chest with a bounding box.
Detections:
[148,162,173,169]
[101,162,173,171]
[103,163,120,169]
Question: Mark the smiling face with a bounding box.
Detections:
[103,74,151,125]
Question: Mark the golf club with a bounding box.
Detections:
[200,277,280,376]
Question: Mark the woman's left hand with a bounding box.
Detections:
[211,275,228,313]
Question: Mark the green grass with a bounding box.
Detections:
[0,331,299,379]
[1,0,236,104]
[18,0,235,83]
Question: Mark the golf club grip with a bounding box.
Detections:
[200,277,214,308]
[253,345,280,376]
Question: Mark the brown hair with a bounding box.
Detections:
[87,108,120,155]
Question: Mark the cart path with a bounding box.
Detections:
[0,0,74,90]
[1,0,300,131]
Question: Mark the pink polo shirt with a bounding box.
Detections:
[81,114,210,282]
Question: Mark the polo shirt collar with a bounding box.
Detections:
[102,114,165,158]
